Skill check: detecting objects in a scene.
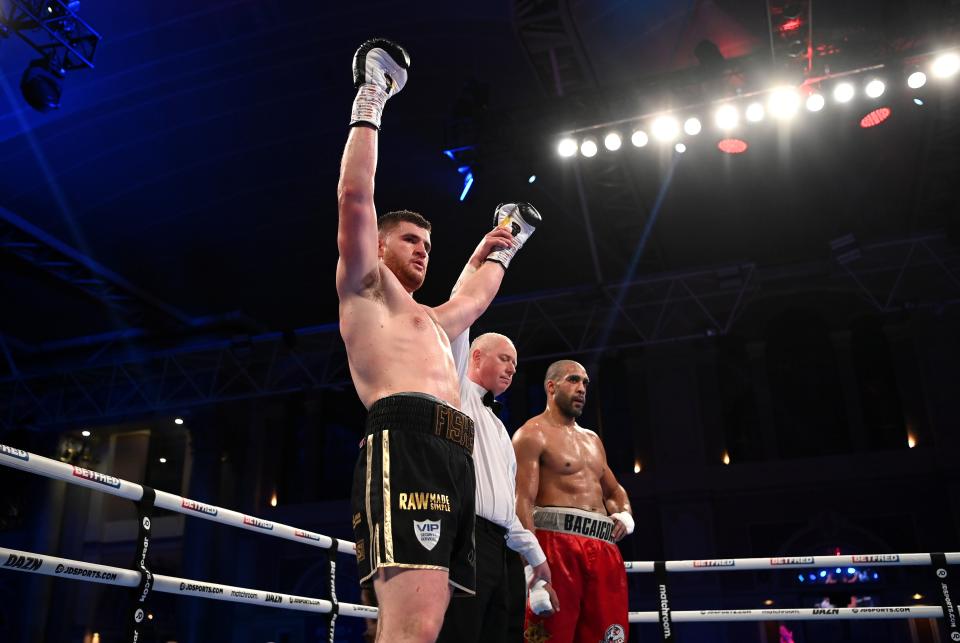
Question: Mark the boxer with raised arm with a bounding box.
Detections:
[513,360,633,643]
[338,40,540,643]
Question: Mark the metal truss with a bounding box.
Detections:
[0,0,101,70]
[2,233,957,429]
[0,206,190,326]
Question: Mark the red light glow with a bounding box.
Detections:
[718,138,749,154]
[779,17,803,33]
[860,107,891,128]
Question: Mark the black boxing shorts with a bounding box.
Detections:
[351,392,477,595]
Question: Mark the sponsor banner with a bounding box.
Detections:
[762,609,800,616]
[181,498,218,516]
[179,582,224,595]
[72,466,121,489]
[288,596,324,607]
[693,559,735,568]
[699,609,752,615]
[812,608,840,615]
[851,554,900,563]
[294,529,321,542]
[264,593,283,604]
[850,607,911,614]
[54,563,118,581]
[769,556,815,566]
[4,553,43,572]
[242,515,274,531]
[0,445,29,462]
[230,590,258,599]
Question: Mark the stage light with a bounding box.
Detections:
[580,137,598,158]
[715,104,739,129]
[907,433,917,448]
[865,79,886,98]
[528,175,536,184]
[745,102,765,122]
[872,573,879,579]
[633,460,642,474]
[932,52,960,79]
[809,573,817,581]
[683,117,702,135]
[833,82,855,103]
[631,129,649,147]
[835,568,842,574]
[651,115,680,141]
[718,138,748,154]
[158,457,167,464]
[20,58,64,113]
[604,132,622,151]
[798,574,805,582]
[768,87,800,119]
[174,417,184,425]
[847,567,856,574]
[763,599,774,606]
[907,71,927,89]
[914,98,925,106]
[674,142,687,154]
[913,593,923,600]
[81,430,91,437]
[806,93,825,112]
[860,108,891,128]
[819,570,827,578]
[722,450,731,465]
[558,138,578,157]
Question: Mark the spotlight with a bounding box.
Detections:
[558,138,578,157]
[806,93,825,112]
[819,570,827,578]
[847,567,856,574]
[158,457,167,464]
[718,138,748,154]
[768,87,800,119]
[674,142,687,154]
[81,430,91,437]
[528,175,537,184]
[580,137,598,158]
[833,82,855,103]
[604,132,622,151]
[174,417,184,425]
[931,52,960,79]
[714,104,739,129]
[745,102,765,122]
[20,58,64,113]
[651,115,680,141]
[683,117,702,136]
[907,71,927,89]
[865,79,886,98]
[914,98,925,106]
[631,129,649,147]
[860,107,891,128]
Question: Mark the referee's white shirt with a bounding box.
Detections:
[452,331,546,567]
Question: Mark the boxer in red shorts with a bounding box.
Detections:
[513,360,634,643]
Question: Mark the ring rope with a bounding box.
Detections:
[2,443,958,632]
[0,545,378,620]
[0,443,355,555]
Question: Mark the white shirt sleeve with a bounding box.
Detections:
[450,329,470,384]
[505,513,546,567]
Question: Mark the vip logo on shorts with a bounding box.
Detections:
[601,624,626,643]
[355,539,366,562]
[414,519,441,551]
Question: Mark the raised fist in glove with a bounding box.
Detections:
[485,202,541,269]
[350,39,410,129]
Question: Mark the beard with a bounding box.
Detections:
[555,391,584,418]
[384,254,425,292]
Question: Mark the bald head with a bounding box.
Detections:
[468,333,517,396]
[543,359,589,419]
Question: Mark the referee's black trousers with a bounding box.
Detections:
[436,516,526,643]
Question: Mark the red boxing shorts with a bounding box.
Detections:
[524,507,628,643]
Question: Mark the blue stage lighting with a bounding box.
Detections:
[835,568,842,574]
[819,570,827,578]
[458,166,474,201]
[798,574,805,582]
[809,573,817,581]
[847,567,856,574]
[872,572,879,580]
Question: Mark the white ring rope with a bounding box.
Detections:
[0,545,377,619]
[624,552,960,573]
[2,443,957,628]
[0,443,355,555]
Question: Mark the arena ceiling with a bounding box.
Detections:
[1,0,958,411]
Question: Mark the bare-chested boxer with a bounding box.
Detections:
[338,39,541,643]
[513,360,634,643]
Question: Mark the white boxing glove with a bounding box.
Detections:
[610,511,635,535]
[524,564,553,615]
[350,39,410,129]
[485,202,541,269]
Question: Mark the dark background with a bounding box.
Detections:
[0,1,958,641]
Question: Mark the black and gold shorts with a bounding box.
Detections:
[351,393,477,595]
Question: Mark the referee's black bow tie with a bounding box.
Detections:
[482,391,503,414]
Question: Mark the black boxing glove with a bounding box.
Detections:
[350,39,410,129]
[485,202,542,269]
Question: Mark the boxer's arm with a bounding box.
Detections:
[434,227,513,339]
[336,127,380,297]
[597,439,633,541]
[512,423,545,532]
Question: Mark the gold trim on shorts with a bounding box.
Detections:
[382,430,394,563]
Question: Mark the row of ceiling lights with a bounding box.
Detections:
[557,51,960,158]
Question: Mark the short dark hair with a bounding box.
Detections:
[377,210,432,234]
[544,359,582,389]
